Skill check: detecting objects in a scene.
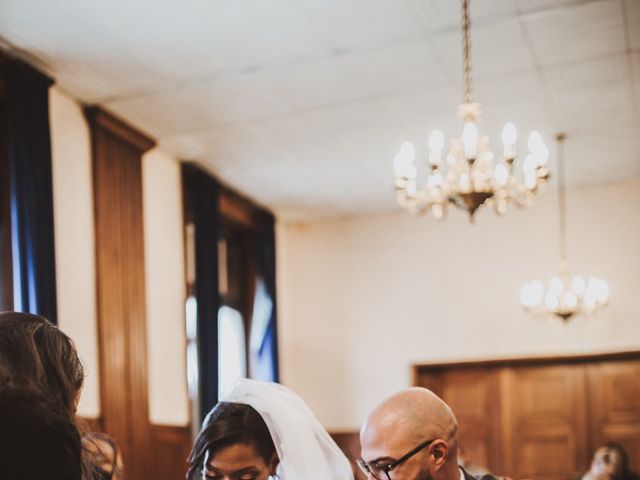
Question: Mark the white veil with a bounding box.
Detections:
[219,378,354,480]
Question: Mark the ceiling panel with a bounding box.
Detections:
[515,0,591,14]
[522,0,625,66]
[340,40,450,98]
[106,71,291,136]
[431,17,538,82]
[409,0,518,34]
[624,0,640,50]
[544,54,635,130]
[294,0,423,51]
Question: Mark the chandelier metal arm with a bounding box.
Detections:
[461,0,473,104]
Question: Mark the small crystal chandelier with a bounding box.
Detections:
[393,0,550,221]
[520,134,609,321]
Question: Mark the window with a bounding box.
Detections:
[217,306,246,396]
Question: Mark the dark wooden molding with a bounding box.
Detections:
[85,106,155,153]
[219,190,258,229]
[89,110,152,480]
[218,183,273,230]
[413,349,640,378]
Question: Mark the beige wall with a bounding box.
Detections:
[50,87,100,418]
[142,148,189,426]
[49,87,189,425]
[277,179,640,430]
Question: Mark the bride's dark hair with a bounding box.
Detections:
[187,402,277,479]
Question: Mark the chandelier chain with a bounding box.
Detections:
[556,133,568,265]
[461,0,473,104]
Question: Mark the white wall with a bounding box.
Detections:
[277,179,640,430]
[49,87,189,424]
[50,87,101,418]
[142,148,189,426]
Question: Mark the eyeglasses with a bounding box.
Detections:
[356,438,437,480]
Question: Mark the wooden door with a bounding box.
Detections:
[501,364,589,480]
[438,368,503,474]
[587,360,640,472]
[415,354,640,480]
[417,368,505,475]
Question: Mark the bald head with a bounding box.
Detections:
[360,388,459,480]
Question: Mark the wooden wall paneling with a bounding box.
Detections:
[587,360,640,472]
[502,364,588,480]
[439,368,502,474]
[417,368,504,474]
[499,368,515,477]
[330,432,365,480]
[87,107,155,480]
[415,353,640,480]
[92,127,130,456]
[150,425,192,480]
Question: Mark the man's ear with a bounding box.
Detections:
[430,440,449,468]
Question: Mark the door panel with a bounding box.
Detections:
[432,369,503,474]
[587,361,640,472]
[503,365,588,480]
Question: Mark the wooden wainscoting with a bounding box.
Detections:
[150,424,193,479]
[331,431,365,480]
[414,351,640,480]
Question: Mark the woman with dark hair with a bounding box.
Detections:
[187,378,353,480]
[0,311,84,418]
[188,402,279,480]
[582,443,640,480]
[0,311,122,480]
[0,389,83,480]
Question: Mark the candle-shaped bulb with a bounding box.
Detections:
[494,164,509,186]
[393,141,417,178]
[428,130,444,153]
[462,122,478,159]
[428,130,444,165]
[501,122,517,159]
[527,131,544,152]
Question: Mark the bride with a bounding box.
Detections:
[187,378,354,480]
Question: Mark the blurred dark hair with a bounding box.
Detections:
[0,388,83,480]
[0,311,84,419]
[602,443,631,480]
[187,402,277,479]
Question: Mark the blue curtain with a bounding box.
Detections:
[251,211,279,382]
[182,163,220,420]
[3,57,57,323]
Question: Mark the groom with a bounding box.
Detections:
[358,387,504,480]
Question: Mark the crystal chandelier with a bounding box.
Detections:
[520,134,609,321]
[393,0,550,220]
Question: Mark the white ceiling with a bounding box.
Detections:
[1,0,639,221]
